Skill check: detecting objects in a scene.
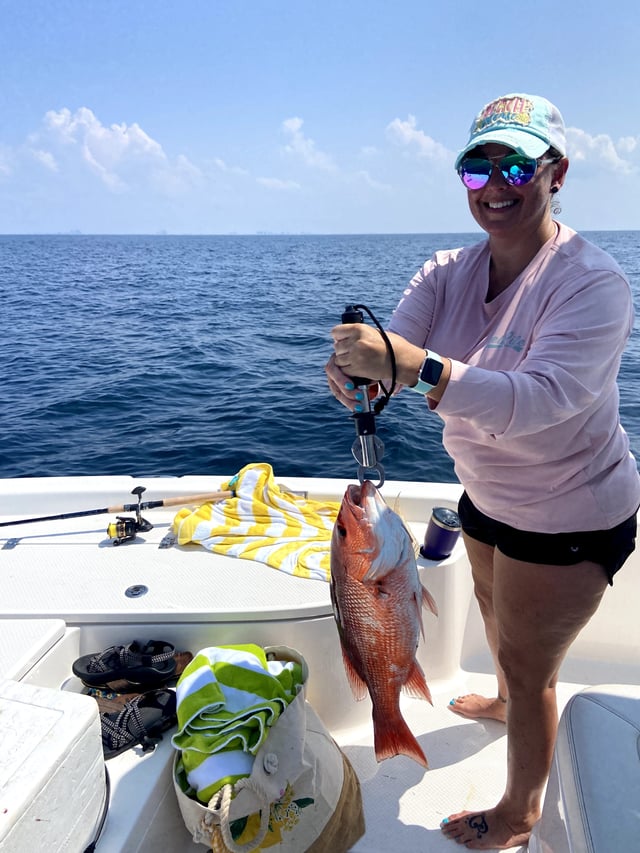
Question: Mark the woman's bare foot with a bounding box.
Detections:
[440,807,535,849]
[447,693,507,722]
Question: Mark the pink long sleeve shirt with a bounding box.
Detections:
[388,222,640,533]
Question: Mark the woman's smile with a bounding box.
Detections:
[485,199,518,210]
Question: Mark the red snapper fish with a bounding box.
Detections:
[330,479,438,768]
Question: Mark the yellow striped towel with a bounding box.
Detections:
[171,462,340,582]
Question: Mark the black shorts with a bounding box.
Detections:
[457,491,637,585]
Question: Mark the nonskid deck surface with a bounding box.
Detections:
[0,509,334,621]
[2,476,639,852]
[337,674,589,853]
[98,670,584,853]
[0,474,456,622]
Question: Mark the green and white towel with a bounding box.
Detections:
[172,644,304,804]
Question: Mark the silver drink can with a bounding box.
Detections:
[420,506,461,560]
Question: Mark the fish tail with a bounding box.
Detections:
[372,705,428,768]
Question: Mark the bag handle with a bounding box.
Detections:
[210,777,272,853]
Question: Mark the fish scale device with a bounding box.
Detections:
[341,304,397,488]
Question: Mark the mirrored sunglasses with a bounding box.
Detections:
[458,154,558,190]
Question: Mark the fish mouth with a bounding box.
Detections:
[342,480,387,551]
[345,480,383,520]
[347,483,363,505]
[336,480,415,580]
[344,483,364,515]
[350,479,379,505]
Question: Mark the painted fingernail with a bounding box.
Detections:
[354,404,364,413]
[355,391,364,401]
[449,699,456,706]
[441,818,449,825]
[344,381,355,391]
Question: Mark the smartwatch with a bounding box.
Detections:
[410,350,444,394]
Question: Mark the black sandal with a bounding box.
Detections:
[73,640,177,688]
[101,689,177,760]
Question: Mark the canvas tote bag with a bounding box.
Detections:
[173,645,365,852]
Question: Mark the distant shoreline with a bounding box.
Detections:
[0,229,638,238]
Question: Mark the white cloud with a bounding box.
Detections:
[31,107,202,193]
[279,117,392,191]
[257,177,301,190]
[282,117,336,171]
[212,157,249,176]
[156,153,204,195]
[565,127,637,173]
[617,136,639,156]
[352,169,391,191]
[29,149,58,172]
[386,115,451,161]
[0,146,13,177]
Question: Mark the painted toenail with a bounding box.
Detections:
[449,698,456,706]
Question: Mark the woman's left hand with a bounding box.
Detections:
[325,351,379,411]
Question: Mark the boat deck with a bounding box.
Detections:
[343,675,586,853]
[99,672,548,853]
[2,475,639,852]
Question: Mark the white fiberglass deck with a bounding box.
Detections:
[0,474,340,622]
[1,475,639,852]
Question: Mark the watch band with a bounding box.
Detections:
[410,350,444,394]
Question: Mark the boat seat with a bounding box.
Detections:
[530,684,640,853]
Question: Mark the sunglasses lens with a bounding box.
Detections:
[459,158,492,189]
[500,155,537,186]
[459,155,541,189]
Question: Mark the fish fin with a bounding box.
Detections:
[372,704,428,768]
[412,582,437,644]
[422,583,438,617]
[402,660,433,705]
[407,527,421,559]
[392,493,421,558]
[413,590,427,642]
[340,647,369,701]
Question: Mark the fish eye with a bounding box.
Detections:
[336,523,347,537]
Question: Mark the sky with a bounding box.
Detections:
[1,0,639,235]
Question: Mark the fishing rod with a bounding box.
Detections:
[0,485,233,529]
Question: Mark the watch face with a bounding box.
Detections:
[421,357,444,386]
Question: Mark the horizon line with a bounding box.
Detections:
[0,228,637,237]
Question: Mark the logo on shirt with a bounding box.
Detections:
[486,332,525,352]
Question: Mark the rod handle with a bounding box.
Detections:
[106,490,233,513]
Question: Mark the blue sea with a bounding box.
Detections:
[1,232,639,484]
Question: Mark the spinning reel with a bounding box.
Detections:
[106,486,153,545]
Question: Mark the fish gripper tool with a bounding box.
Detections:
[342,305,385,487]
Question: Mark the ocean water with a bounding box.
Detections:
[1,231,639,485]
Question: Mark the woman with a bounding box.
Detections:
[325,93,640,849]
